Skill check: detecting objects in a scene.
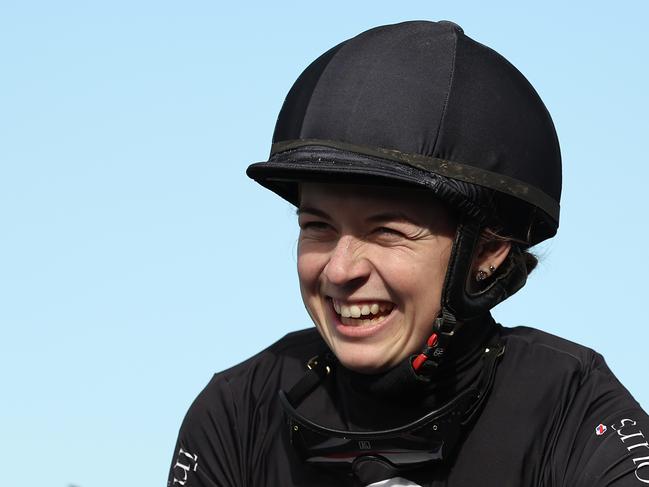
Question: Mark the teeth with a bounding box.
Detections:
[340,315,387,326]
[332,299,394,325]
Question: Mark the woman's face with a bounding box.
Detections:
[297,183,457,373]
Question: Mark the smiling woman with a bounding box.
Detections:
[168,21,649,487]
[296,183,508,373]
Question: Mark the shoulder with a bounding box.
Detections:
[168,328,326,486]
[497,324,640,413]
[500,325,595,361]
[499,325,649,486]
[499,324,605,378]
[188,327,326,416]
[212,327,324,383]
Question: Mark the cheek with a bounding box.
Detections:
[297,250,328,327]
[296,249,321,293]
[388,245,452,303]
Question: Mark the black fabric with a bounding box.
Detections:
[434,29,561,214]
[441,218,529,322]
[168,322,649,486]
[247,20,562,245]
[272,22,456,154]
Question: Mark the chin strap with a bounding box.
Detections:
[413,216,528,374]
[412,309,457,372]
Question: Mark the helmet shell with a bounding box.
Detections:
[247,20,562,245]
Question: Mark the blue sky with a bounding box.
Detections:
[1,1,647,486]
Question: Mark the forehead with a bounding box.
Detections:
[298,182,449,218]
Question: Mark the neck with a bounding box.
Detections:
[334,313,498,430]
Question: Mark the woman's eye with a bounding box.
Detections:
[374,227,405,239]
[300,221,332,232]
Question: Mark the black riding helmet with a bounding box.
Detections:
[247,20,561,367]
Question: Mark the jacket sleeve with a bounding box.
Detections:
[555,353,649,486]
[167,375,245,487]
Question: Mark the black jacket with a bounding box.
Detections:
[168,323,649,486]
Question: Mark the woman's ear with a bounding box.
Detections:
[472,237,511,281]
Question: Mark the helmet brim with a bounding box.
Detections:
[247,141,558,245]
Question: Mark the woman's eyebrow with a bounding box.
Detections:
[366,212,417,224]
[296,206,331,219]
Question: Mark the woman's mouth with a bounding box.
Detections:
[330,298,395,326]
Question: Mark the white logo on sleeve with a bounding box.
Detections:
[611,418,649,484]
[170,448,199,486]
[366,477,423,487]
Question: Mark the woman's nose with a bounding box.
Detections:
[322,235,371,288]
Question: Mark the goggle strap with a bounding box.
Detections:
[286,353,333,405]
[462,340,505,426]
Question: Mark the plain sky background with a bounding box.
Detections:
[1,1,647,486]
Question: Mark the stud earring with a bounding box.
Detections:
[476,265,497,282]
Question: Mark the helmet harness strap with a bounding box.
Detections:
[411,216,481,372]
[412,215,529,373]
